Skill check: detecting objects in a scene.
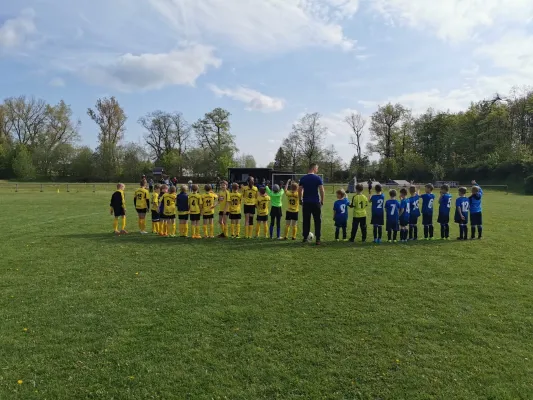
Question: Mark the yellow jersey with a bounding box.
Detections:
[188,193,202,215]
[161,193,177,216]
[286,190,299,213]
[202,192,218,215]
[351,194,368,217]
[218,190,229,212]
[134,187,150,210]
[257,194,270,216]
[228,192,242,214]
[151,192,160,212]
[242,185,258,206]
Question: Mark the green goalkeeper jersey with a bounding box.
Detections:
[265,187,284,207]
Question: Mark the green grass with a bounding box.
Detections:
[1,188,532,399]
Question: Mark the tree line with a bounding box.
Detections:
[0,96,256,182]
[1,86,533,184]
[270,86,533,184]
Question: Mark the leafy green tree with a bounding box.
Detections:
[368,103,408,160]
[12,144,36,181]
[71,146,96,181]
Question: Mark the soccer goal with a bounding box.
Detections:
[271,173,324,187]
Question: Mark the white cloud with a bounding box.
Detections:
[372,0,533,42]
[83,44,221,91]
[49,77,65,87]
[209,85,285,112]
[147,0,356,53]
[0,8,36,49]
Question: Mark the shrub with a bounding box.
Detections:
[524,175,533,195]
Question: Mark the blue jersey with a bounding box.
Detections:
[333,198,350,223]
[370,194,385,216]
[385,199,400,222]
[409,194,421,217]
[469,186,483,213]
[420,193,435,215]
[439,193,452,215]
[456,196,469,216]
[176,192,189,212]
[400,198,410,218]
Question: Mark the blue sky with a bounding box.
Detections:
[1,0,532,166]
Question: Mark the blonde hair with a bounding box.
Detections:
[169,186,177,193]
[116,183,124,190]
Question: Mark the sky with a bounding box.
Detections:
[1,0,532,166]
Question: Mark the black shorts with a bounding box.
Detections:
[285,211,299,221]
[178,214,189,221]
[270,206,282,218]
[471,212,482,226]
[371,214,384,226]
[257,215,268,222]
[244,205,256,215]
[151,211,160,221]
[399,216,409,227]
[190,214,201,221]
[454,212,468,225]
[335,221,347,228]
[409,214,419,225]
[386,220,399,231]
[136,208,147,214]
[219,211,227,216]
[229,213,241,220]
[203,215,214,220]
[437,213,450,224]
[113,208,125,217]
[422,214,433,225]
[161,215,175,220]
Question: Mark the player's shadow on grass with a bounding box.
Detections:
[64,233,463,249]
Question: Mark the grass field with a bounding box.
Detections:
[1,187,533,399]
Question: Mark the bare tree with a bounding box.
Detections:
[345,112,366,165]
[3,96,48,147]
[283,132,301,173]
[292,112,326,167]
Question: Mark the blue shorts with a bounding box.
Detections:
[386,220,399,231]
[437,213,450,224]
[400,216,410,227]
[422,214,433,226]
[409,214,419,225]
[471,212,482,226]
[335,220,348,228]
[371,214,384,226]
[455,212,468,224]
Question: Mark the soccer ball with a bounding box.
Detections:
[307,232,315,241]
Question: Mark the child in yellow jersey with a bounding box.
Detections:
[255,187,270,238]
[188,184,203,239]
[202,184,218,238]
[159,185,175,237]
[228,182,243,238]
[134,179,150,234]
[217,180,230,238]
[150,184,161,234]
[349,183,368,242]
[284,181,300,240]
[110,183,127,235]
[242,177,258,238]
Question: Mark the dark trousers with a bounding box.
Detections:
[302,202,322,241]
[350,217,367,241]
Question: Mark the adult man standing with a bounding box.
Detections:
[299,163,325,245]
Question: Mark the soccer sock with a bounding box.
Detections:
[225,224,229,237]
[277,226,281,238]
[113,218,119,232]
[342,226,347,239]
[387,230,392,241]
[284,226,290,238]
[335,227,340,240]
[409,225,413,240]
[292,226,297,239]
[184,224,189,237]
[172,222,176,236]
[429,224,434,238]
[138,219,142,231]
[264,224,268,237]
[440,224,445,238]
[121,217,127,231]
[210,224,214,237]
[463,225,468,239]
[236,224,241,237]
[478,225,483,238]
[378,226,383,239]
[256,224,260,237]
[231,224,236,236]
[413,226,418,239]
[445,224,450,238]
[203,225,208,237]
[373,226,378,240]
[471,226,476,239]
[393,230,398,241]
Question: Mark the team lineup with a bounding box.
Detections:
[109,166,484,244]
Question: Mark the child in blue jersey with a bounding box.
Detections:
[455,187,470,240]
[408,186,420,240]
[385,189,400,243]
[333,189,350,241]
[437,184,452,239]
[420,184,435,240]
[399,188,410,243]
[469,180,483,239]
[370,184,385,243]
